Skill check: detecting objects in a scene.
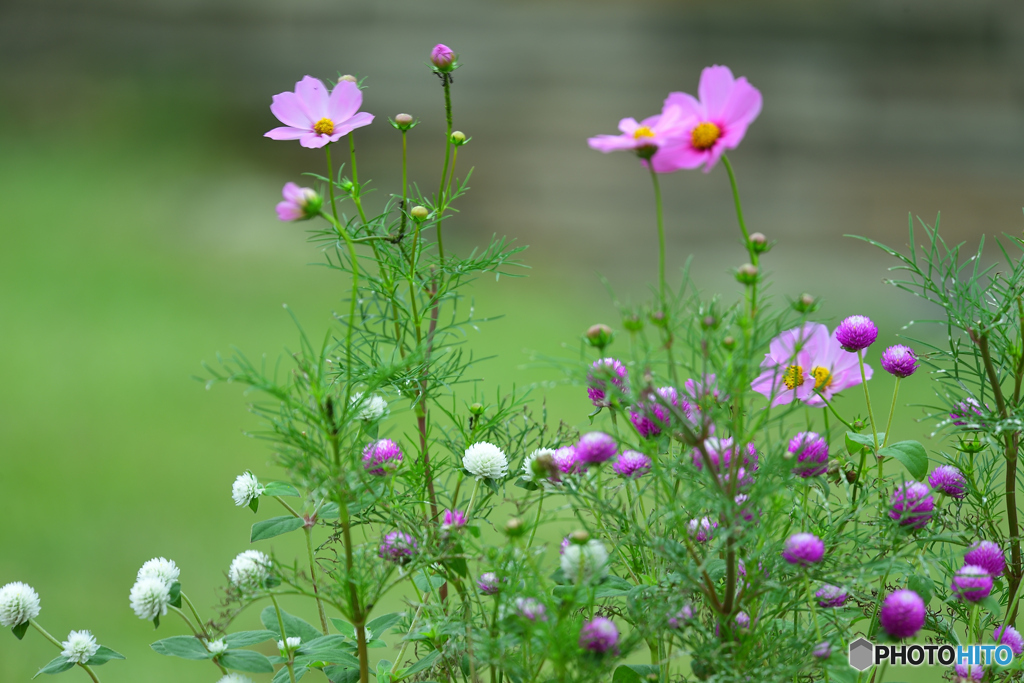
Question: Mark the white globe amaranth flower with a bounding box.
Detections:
[232,472,264,507]
[60,630,99,664]
[277,636,302,653]
[463,442,509,480]
[129,577,171,620]
[207,639,229,655]
[521,448,560,491]
[351,392,389,421]
[137,557,180,586]
[217,675,254,683]
[229,550,271,592]
[0,581,41,627]
[560,539,610,584]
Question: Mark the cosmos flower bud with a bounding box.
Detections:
[276,183,322,222]
[410,205,429,221]
[450,131,468,145]
[338,75,357,83]
[392,113,415,131]
[701,315,718,330]
[569,529,591,545]
[585,324,614,350]
[622,313,643,332]
[792,293,818,314]
[722,336,736,350]
[430,44,456,71]
[749,232,769,252]
[469,402,485,416]
[735,264,758,285]
[504,517,526,538]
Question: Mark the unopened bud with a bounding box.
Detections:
[650,310,668,328]
[504,517,525,538]
[792,292,818,314]
[410,206,429,221]
[532,453,556,479]
[722,336,736,350]
[430,44,456,71]
[338,74,357,83]
[569,529,590,545]
[450,131,468,145]
[735,264,758,286]
[393,113,416,131]
[701,315,718,331]
[845,470,857,484]
[749,232,769,253]
[622,313,643,333]
[585,324,613,350]
[469,403,485,416]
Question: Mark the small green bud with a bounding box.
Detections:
[469,402,485,416]
[701,315,718,331]
[792,292,818,314]
[585,324,614,350]
[650,310,668,328]
[735,264,758,286]
[450,131,469,146]
[569,529,590,545]
[338,74,357,83]
[749,232,770,253]
[622,313,643,333]
[722,336,736,350]
[392,113,416,131]
[845,470,858,484]
[504,518,526,538]
[410,206,429,221]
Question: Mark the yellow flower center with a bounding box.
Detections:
[691,122,722,150]
[783,365,804,390]
[633,126,655,140]
[313,118,335,135]
[812,366,832,390]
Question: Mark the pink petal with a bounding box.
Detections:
[701,144,726,173]
[649,141,705,173]
[718,122,751,150]
[296,76,329,121]
[720,77,762,129]
[698,65,737,120]
[300,132,330,149]
[664,92,705,120]
[265,126,306,140]
[282,182,304,203]
[616,117,642,135]
[328,81,363,123]
[270,92,312,129]
[588,134,639,153]
[332,111,374,137]
[276,201,303,221]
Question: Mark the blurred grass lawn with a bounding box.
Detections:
[0,104,946,682]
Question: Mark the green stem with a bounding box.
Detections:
[270,593,298,683]
[325,144,340,224]
[526,491,544,547]
[180,593,209,638]
[435,76,453,262]
[858,350,879,452]
[30,620,101,683]
[171,606,200,635]
[803,577,830,683]
[649,167,667,309]
[349,134,369,225]
[721,154,755,264]
[319,208,359,404]
[305,526,330,634]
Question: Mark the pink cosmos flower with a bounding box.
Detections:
[266,76,374,149]
[276,182,322,221]
[587,105,691,173]
[658,65,762,173]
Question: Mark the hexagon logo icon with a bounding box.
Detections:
[848,638,874,671]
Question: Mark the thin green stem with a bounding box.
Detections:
[526,491,544,547]
[349,134,369,225]
[270,593,298,683]
[305,526,330,634]
[180,593,210,638]
[649,167,667,307]
[721,154,755,264]
[30,620,101,683]
[882,378,901,449]
[325,145,340,224]
[319,208,359,405]
[171,606,200,635]
[858,350,879,452]
[435,76,453,261]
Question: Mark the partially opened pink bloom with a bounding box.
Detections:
[587,105,690,172]
[658,65,762,173]
[266,76,374,149]
[276,182,322,221]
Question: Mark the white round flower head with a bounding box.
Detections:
[463,442,509,480]
[129,577,171,620]
[217,675,254,683]
[0,582,41,627]
[560,539,610,584]
[137,557,180,586]
[207,639,229,655]
[60,630,99,664]
[277,636,302,653]
[229,550,271,592]
[521,448,560,492]
[351,392,389,421]
[232,472,263,507]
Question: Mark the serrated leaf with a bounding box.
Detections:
[878,440,929,481]
[224,631,278,648]
[151,635,210,660]
[12,621,29,640]
[251,515,305,542]
[33,656,73,678]
[221,649,274,673]
[260,606,324,643]
[263,481,301,498]
[85,646,126,666]
[907,575,934,603]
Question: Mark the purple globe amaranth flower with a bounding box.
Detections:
[579,616,619,654]
[813,641,832,660]
[888,481,935,529]
[668,605,694,629]
[362,439,403,476]
[514,597,547,621]
[477,572,501,596]
[378,531,417,564]
[587,358,629,407]
[880,345,918,378]
[954,663,985,682]
[951,398,986,428]
[879,589,926,639]
[965,541,1006,577]
[630,387,686,438]
[430,44,456,71]
[612,450,652,479]
[441,509,467,532]
[693,437,757,472]
[994,625,1024,655]
[688,517,717,543]
[816,584,848,608]
[835,315,878,352]
[266,76,374,149]
[782,533,825,566]
[552,446,585,475]
[789,431,829,477]
[576,432,617,464]
[951,565,993,602]
[928,465,966,499]
[276,183,322,221]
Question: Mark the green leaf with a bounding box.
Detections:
[251,515,305,542]
[224,631,278,648]
[151,636,210,660]
[366,612,405,640]
[320,503,339,520]
[86,646,126,666]
[221,650,274,673]
[845,431,885,454]
[980,595,1002,617]
[594,576,634,599]
[298,635,360,667]
[397,650,440,680]
[329,618,354,638]
[12,621,29,640]
[613,664,658,683]
[878,440,929,481]
[324,665,361,683]
[153,615,160,629]
[263,481,301,498]
[412,573,446,593]
[273,665,308,683]
[260,606,324,644]
[168,581,182,609]
[705,559,728,582]
[249,497,260,513]
[907,575,934,603]
[33,656,73,678]
[378,658,393,683]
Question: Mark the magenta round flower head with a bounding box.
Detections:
[668,604,693,629]
[587,104,691,171]
[378,531,417,564]
[879,589,926,639]
[587,358,628,407]
[812,641,831,660]
[788,431,828,478]
[994,625,1024,655]
[880,345,918,378]
[928,465,967,499]
[430,44,456,71]
[782,533,825,566]
[579,616,619,654]
[688,516,717,543]
[276,183,322,221]
[964,541,1006,577]
[951,565,993,602]
[266,76,374,149]
[815,584,848,608]
[576,432,617,464]
[834,315,878,352]
[657,66,762,173]
[888,481,935,529]
[477,572,501,596]
[362,439,403,476]
[552,446,585,475]
[441,509,467,532]
[629,386,685,438]
[514,597,547,621]
[954,664,984,682]
[612,450,652,479]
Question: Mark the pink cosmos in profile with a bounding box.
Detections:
[586,105,691,173]
[266,76,374,149]
[658,65,762,173]
[276,183,322,222]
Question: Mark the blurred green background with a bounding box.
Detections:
[3,0,1024,680]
